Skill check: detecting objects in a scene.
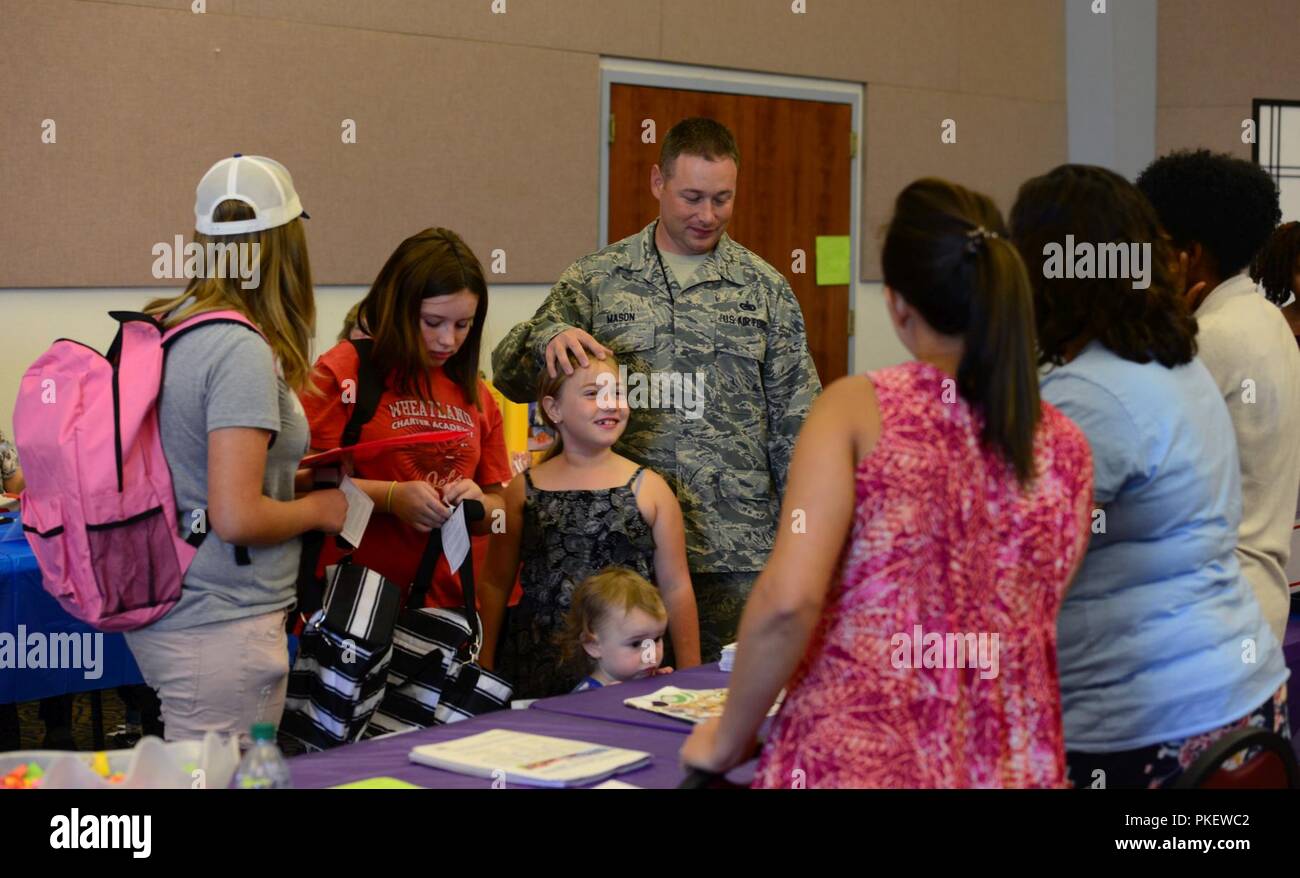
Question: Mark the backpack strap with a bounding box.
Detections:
[160,309,267,348]
[341,338,384,450]
[160,309,269,567]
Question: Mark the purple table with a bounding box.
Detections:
[529,664,735,733]
[289,705,756,789]
[1284,612,1300,755]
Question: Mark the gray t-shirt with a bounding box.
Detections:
[151,322,309,631]
[660,249,709,289]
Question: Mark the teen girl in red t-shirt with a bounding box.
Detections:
[301,228,511,611]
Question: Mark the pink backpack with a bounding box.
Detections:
[13,309,265,631]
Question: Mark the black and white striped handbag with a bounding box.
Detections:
[363,502,512,737]
[281,562,402,751]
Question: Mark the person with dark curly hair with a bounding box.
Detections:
[1138,150,1299,641]
[1011,164,1289,789]
[1251,221,1300,341]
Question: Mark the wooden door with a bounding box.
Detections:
[608,84,853,383]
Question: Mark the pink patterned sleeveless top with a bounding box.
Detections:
[754,361,1093,788]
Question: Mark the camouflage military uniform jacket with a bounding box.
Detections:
[491,220,821,574]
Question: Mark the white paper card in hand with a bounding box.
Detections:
[442,502,470,573]
[338,475,374,549]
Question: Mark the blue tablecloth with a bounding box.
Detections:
[0,514,143,704]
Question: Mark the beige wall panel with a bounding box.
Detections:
[956,0,1064,103]
[82,0,236,11]
[862,85,1066,279]
[659,0,962,92]
[0,0,598,287]
[1156,106,1254,160]
[229,0,658,58]
[1158,0,1300,108]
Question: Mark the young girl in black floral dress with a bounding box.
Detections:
[482,353,700,698]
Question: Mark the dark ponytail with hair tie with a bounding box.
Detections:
[882,179,1041,486]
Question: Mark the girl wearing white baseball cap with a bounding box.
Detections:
[127,155,347,746]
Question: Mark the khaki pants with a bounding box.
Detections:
[125,610,289,747]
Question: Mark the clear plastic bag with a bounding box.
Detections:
[0,731,240,789]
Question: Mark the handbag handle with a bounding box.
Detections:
[408,499,486,655]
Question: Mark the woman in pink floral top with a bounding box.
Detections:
[681,179,1094,787]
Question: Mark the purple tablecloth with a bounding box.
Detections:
[1284,611,1300,755]
[289,705,756,789]
[529,664,735,733]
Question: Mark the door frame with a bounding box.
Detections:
[598,57,864,368]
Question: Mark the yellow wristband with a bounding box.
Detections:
[385,480,397,514]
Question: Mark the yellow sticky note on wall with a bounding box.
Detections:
[815,236,851,286]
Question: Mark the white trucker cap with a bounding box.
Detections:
[194,154,309,235]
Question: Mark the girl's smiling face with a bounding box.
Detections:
[542,360,629,450]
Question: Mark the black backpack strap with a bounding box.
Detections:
[342,338,383,449]
[184,516,251,567]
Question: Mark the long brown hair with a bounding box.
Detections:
[534,350,621,462]
[881,178,1041,486]
[145,199,317,390]
[355,228,488,407]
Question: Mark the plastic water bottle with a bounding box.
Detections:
[233,723,293,789]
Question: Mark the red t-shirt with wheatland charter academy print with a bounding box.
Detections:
[300,340,512,608]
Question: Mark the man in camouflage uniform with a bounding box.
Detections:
[491,118,821,662]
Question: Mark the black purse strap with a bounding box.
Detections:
[407,499,486,653]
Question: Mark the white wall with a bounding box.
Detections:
[0,280,903,444]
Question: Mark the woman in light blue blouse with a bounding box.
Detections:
[1010,164,1289,788]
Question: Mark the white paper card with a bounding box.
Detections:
[338,475,374,549]
[442,502,470,573]
[409,729,651,788]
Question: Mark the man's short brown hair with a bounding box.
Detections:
[659,117,740,179]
